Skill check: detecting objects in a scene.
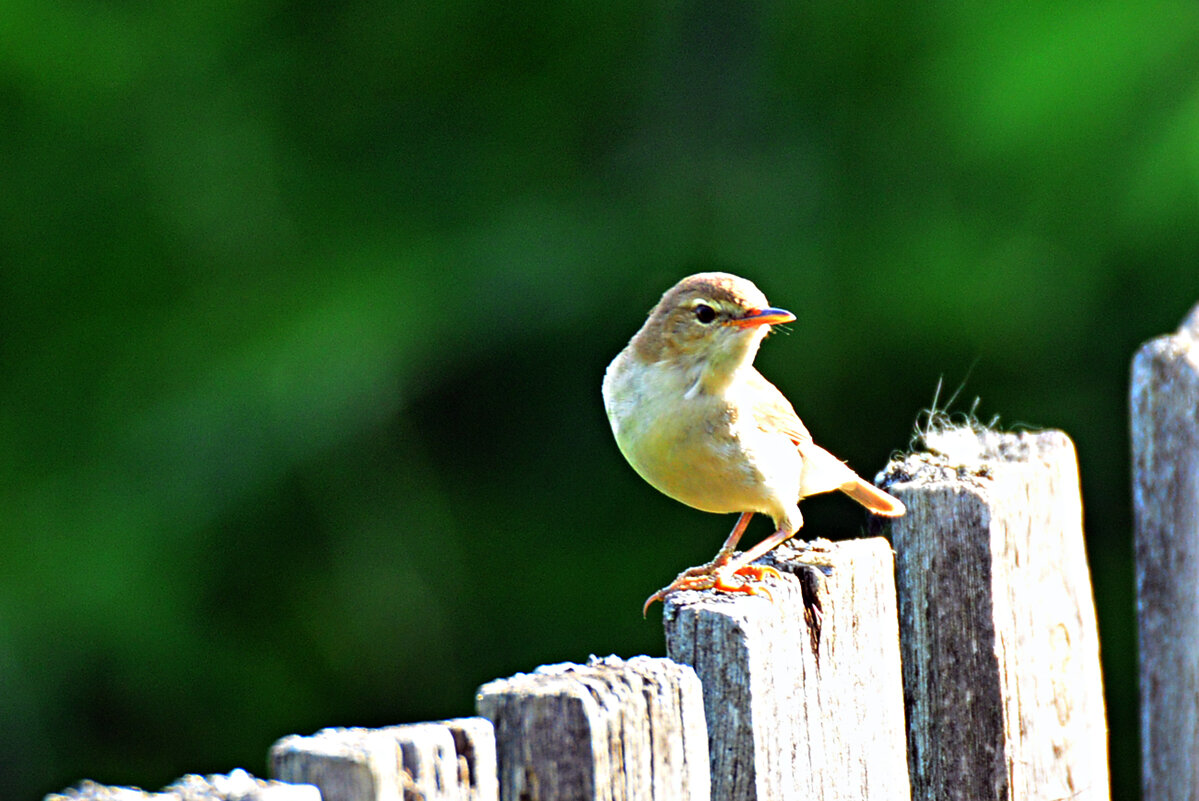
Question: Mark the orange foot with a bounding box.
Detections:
[642,561,782,617]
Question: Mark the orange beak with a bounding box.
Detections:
[728,306,796,328]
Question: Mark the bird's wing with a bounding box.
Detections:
[745,370,903,515]
[746,370,814,446]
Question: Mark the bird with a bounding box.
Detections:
[601,272,905,614]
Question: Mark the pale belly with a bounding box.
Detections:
[608,386,802,520]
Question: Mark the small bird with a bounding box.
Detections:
[601,272,905,614]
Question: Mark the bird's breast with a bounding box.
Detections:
[602,356,802,516]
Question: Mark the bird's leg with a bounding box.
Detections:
[711,511,754,563]
[642,512,784,616]
[653,512,755,583]
[709,511,783,583]
[711,526,797,589]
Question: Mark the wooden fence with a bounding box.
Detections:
[47,303,1199,801]
[1132,303,1199,801]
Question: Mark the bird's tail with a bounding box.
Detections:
[841,478,906,517]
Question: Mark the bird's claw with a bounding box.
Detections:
[727,563,782,584]
[642,562,782,616]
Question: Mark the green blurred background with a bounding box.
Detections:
[5,1,1199,798]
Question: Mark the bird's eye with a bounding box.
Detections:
[694,304,717,324]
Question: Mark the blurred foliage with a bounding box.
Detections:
[3,1,1199,798]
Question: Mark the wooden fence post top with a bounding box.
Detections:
[1132,301,1199,379]
[1132,302,1199,388]
[270,718,496,801]
[475,654,706,711]
[883,426,1077,491]
[476,654,710,801]
[46,770,320,801]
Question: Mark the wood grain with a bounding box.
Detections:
[475,655,709,801]
[270,719,497,801]
[883,427,1109,801]
[663,536,909,801]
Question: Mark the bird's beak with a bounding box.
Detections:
[728,307,796,328]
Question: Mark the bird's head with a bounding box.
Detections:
[631,272,795,384]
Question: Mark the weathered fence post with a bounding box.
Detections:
[476,654,710,801]
[1131,302,1199,801]
[882,427,1109,801]
[662,536,910,801]
[270,718,497,801]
